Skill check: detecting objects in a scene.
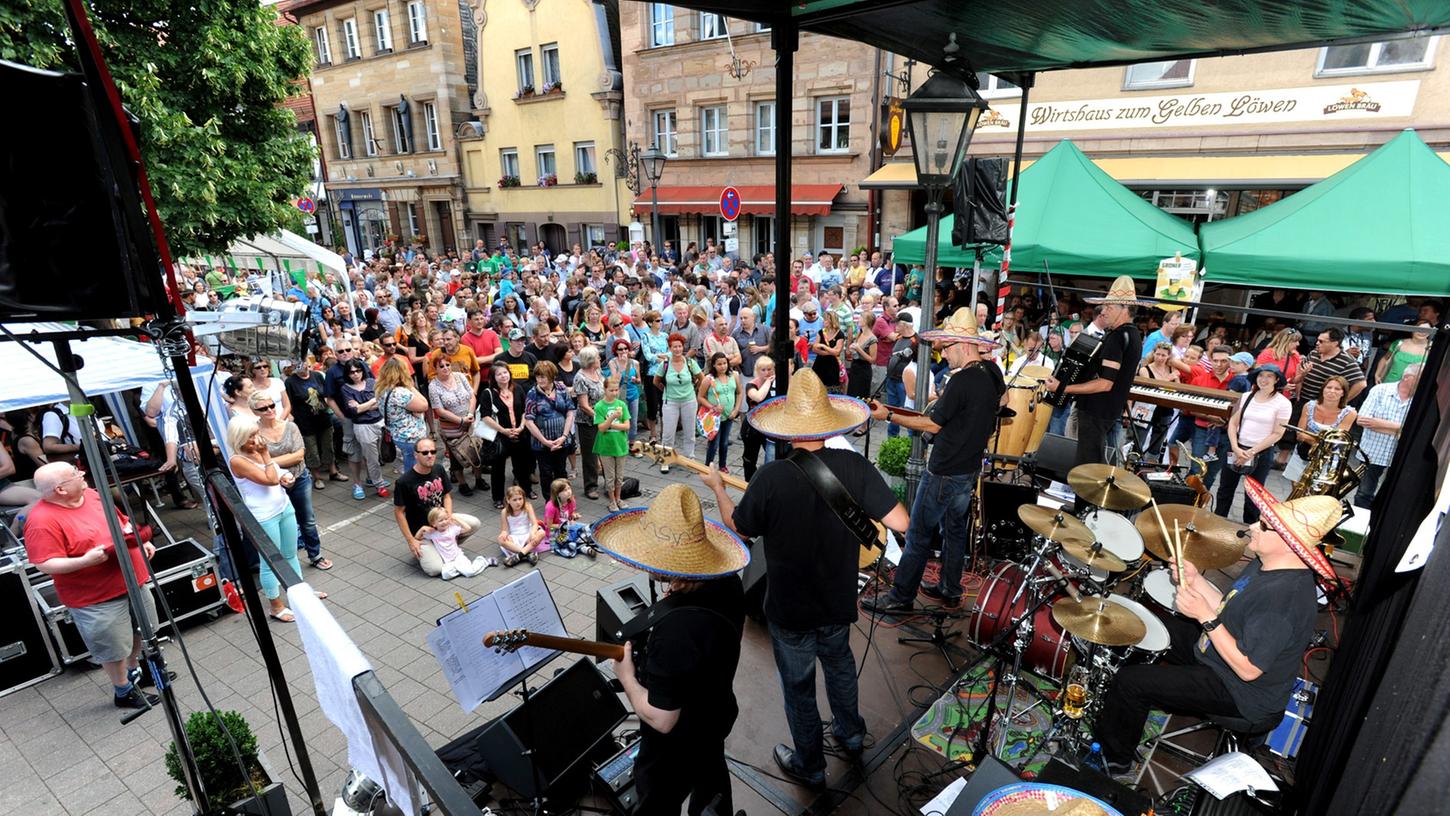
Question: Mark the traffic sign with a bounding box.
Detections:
[719,186,741,222]
[296,196,317,215]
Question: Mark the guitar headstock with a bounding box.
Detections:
[483,628,531,653]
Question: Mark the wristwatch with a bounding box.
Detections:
[885,410,894,423]
[1201,617,1223,634]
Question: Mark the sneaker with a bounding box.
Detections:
[329,472,350,482]
[583,544,599,558]
[920,585,962,608]
[376,486,390,498]
[660,464,670,474]
[129,667,177,689]
[860,595,914,616]
[313,479,324,491]
[367,479,390,490]
[503,552,521,567]
[527,552,539,566]
[352,485,365,500]
[114,686,159,710]
[472,557,492,572]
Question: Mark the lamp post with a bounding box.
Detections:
[902,69,988,503]
[639,145,667,250]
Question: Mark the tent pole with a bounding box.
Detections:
[995,72,1034,327]
[771,17,798,398]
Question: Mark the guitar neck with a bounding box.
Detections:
[498,633,626,661]
[665,455,751,491]
[868,399,927,419]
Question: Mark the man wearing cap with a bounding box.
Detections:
[593,485,748,815]
[1096,484,1339,774]
[701,370,908,788]
[864,309,1007,614]
[495,327,538,384]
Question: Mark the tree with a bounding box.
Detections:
[0,0,314,256]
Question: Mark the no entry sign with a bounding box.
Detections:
[719,186,741,222]
[296,196,317,215]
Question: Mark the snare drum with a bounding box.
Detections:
[1080,509,1145,562]
[1142,567,1179,614]
[968,562,1073,680]
[1109,594,1170,663]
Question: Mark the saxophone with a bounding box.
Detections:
[1291,429,1367,502]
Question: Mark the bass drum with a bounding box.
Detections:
[967,562,1073,681]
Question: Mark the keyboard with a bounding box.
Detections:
[1130,377,1234,420]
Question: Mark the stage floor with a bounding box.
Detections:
[0,437,1329,816]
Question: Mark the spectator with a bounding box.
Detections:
[1354,364,1420,508]
[1183,345,1237,489]
[606,338,642,444]
[249,359,291,421]
[497,485,545,567]
[1374,323,1431,385]
[594,378,632,512]
[1217,366,1291,522]
[1296,329,1367,407]
[416,507,495,580]
[495,327,539,384]
[1255,328,1303,397]
[654,334,701,473]
[376,357,430,473]
[810,311,846,394]
[846,308,878,406]
[882,314,916,437]
[698,352,744,474]
[573,347,607,500]
[425,328,481,389]
[338,359,389,499]
[393,439,485,576]
[251,391,331,570]
[478,361,536,508]
[428,356,486,497]
[1294,376,1358,479]
[524,361,577,489]
[1298,291,1336,342]
[283,359,347,486]
[1135,342,1180,459]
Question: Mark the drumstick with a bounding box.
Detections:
[1173,520,1185,587]
[1148,497,1174,572]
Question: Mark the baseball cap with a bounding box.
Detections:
[508,328,525,341]
[895,313,914,325]
[1230,352,1256,367]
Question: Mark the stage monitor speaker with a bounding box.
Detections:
[1035,433,1078,485]
[1037,757,1154,815]
[740,537,767,622]
[473,658,626,801]
[1149,477,1201,507]
[943,755,1022,816]
[0,555,63,696]
[0,61,168,321]
[595,574,653,649]
[952,157,1010,248]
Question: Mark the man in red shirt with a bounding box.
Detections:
[1183,344,1235,490]
[460,308,502,388]
[25,462,160,709]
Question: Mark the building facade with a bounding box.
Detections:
[455,0,627,253]
[619,4,882,261]
[288,0,473,258]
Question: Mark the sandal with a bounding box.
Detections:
[269,608,295,623]
[503,552,521,567]
[329,472,350,482]
[310,557,333,570]
[585,489,601,501]
[314,590,328,600]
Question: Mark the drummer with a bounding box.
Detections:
[1094,480,1340,773]
[1007,331,1050,377]
[863,308,1006,614]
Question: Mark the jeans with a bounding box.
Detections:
[626,396,640,441]
[1215,448,1275,522]
[883,378,906,437]
[396,437,417,473]
[1355,463,1387,509]
[741,426,776,481]
[254,503,301,601]
[767,621,866,778]
[705,415,734,469]
[1048,405,1071,437]
[1191,425,1224,490]
[887,470,976,603]
[284,470,323,561]
[661,399,697,460]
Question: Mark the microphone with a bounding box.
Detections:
[1041,560,1083,603]
[1237,527,1251,539]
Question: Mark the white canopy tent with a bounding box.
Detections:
[194,228,348,283]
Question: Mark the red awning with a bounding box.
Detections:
[634,184,842,217]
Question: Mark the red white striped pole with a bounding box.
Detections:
[995,203,1015,329]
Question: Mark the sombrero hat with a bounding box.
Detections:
[1244,479,1342,582]
[590,484,750,580]
[746,369,870,441]
[918,307,1000,347]
[1085,274,1156,307]
[973,782,1124,816]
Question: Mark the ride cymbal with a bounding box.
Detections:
[1067,464,1152,511]
[1017,505,1094,548]
[1059,538,1127,573]
[1052,597,1148,647]
[1135,504,1246,570]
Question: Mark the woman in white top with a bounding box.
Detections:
[1215,365,1292,523]
[247,358,291,421]
[902,357,937,412]
[226,415,325,623]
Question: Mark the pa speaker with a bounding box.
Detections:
[952,157,1010,248]
[594,574,653,647]
[1034,433,1078,484]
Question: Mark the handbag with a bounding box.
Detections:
[379,428,397,464]
[696,378,722,441]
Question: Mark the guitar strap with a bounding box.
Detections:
[783,448,881,549]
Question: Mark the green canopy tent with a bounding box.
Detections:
[891,140,1198,279]
[1200,129,1450,296]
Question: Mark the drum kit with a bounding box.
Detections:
[959,462,1248,766]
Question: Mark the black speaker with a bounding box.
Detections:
[980,477,1038,560]
[594,574,653,648]
[952,157,1010,248]
[0,60,167,320]
[740,537,767,622]
[943,755,1022,816]
[1037,757,1154,815]
[474,659,626,801]
[1035,433,1079,484]
[0,556,62,696]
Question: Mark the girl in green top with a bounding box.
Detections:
[1374,324,1430,384]
[593,377,632,511]
[698,351,745,474]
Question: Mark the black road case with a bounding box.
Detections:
[0,555,62,696]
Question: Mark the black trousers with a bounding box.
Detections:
[1073,411,1116,514]
[635,731,731,816]
[489,433,535,504]
[1096,614,1244,764]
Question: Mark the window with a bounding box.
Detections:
[975,72,1020,98]
[535,145,557,180]
[816,96,850,153]
[314,27,332,65]
[653,109,678,156]
[753,215,775,257]
[574,141,596,176]
[373,10,392,52]
[700,215,723,246]
[516,49,535,93]
[1123,59,1194,90]
[333,115,351,159]
[699,12,727,40]
[389,104,411,153]
[755,21,771,33]
[1318,37,1437,75]
[360,110,377,156]
[701,105,728,157]
[405,204,420,237]
[541,43,561,89]
[407,1,428,44]
[423,102,441,151]
[754,101,775,155]
[649,4,674,47]
[341,18,360,60]
[500,148,520,179]
[587,225,608,247]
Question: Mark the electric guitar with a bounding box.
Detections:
[484,629,626,661]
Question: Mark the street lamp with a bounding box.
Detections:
[639,145,668,251]
[902,68,988,503]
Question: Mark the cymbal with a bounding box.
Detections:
[1052,597,1148,646]
[1135,504,1246,570]
[1067,464,1152,511]
[1059,538,1127,573]
[1017,505,1094,548]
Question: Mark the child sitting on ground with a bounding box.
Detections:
[543,478,598,558]
[497,485,546,566]
[417,507,495,580]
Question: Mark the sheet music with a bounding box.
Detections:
[493,570,568,667]
[920,776,965,815]
[1184,751,1278,800]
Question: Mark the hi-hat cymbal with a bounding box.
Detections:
[1135,504,1246,570]
[1018,505,1094,548]
[1052,597,1148,646]
[1059,538,1128,573]
[1067,464,1152,511]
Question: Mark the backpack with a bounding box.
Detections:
[887,341,915,380]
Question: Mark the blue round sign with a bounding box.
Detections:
[719,186,741,222]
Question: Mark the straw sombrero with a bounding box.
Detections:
[1244,479,1342,582]
[918,307,1000,347]
[1084,274,1156,307]
[973,782,1124,816]
[590,484,750,580]
[746,369,870,441]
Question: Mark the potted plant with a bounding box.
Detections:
[876,435,911,497]
[574,171,598,185]
[537,173,558,187]
[513,84,535,99]
[498,174,521,188]
[545,80,563,94]
[165,710,290,816]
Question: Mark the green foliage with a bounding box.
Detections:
[164,710,266,804]
[891,480,907,507]
[0,0,314,256]
[876,435,912,477]
[852,245,867,257]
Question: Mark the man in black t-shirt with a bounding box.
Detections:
[494,328,539,385]
[702,370,908,788]
[864,308,1006,614]
[391,441,482,576]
